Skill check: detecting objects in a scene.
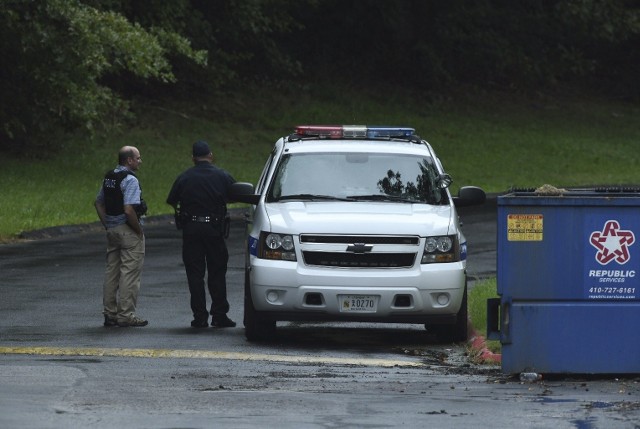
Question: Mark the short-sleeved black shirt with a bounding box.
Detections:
[166,161,235,216]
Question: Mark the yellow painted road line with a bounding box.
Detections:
[0,346,425,368]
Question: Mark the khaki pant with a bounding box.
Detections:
[102,224,145,322]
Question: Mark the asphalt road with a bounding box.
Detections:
[1,198,639,428]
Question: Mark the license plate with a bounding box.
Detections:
[339,295,378,313]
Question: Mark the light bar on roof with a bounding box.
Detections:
[294,125,415,139]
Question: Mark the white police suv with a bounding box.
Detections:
[230,125,485,342]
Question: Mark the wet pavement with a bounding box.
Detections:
[2,196,640,428]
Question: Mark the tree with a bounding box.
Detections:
[91,0,305,95]
[0,0,206,154]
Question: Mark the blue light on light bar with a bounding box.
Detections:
[366,126,415,138]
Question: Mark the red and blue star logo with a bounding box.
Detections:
[589,220,635,265]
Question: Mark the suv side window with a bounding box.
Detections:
[255,146,279,195]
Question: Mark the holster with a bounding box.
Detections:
[223,213,230,239]
[174,208,185,230]
[135,199,148,219]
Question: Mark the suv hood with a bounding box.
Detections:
[263,201,454,236]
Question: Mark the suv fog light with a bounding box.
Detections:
[436,293,449,306]
[267,290,279,303]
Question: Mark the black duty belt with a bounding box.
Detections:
[191,215,216,223]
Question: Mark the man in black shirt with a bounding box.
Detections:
[166,141,236,328]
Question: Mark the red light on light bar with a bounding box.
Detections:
[295,126,343,138]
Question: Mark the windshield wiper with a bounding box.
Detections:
[276,194,352,202]
[346,194,419,203]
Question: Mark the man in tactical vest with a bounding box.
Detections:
[166,140,236,328]
[95,146,148,327]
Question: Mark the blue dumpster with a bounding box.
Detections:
[488,188,640,374]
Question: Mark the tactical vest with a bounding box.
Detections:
[102,170,147,218]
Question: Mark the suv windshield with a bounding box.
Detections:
[267,152,447,204]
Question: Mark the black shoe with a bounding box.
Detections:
[191,319,209,328]
[211,316,236,328]
[104,315,118,327]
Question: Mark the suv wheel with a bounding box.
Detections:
[243,271,276,342]
[427,283,468,344]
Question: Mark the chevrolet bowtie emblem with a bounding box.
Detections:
[346,243,373,253]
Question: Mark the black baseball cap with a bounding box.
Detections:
[192,140,211,157]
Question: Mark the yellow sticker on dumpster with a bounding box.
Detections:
[507,214,543,241]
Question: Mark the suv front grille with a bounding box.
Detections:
[300,234,419,268]
[302,251,416,268]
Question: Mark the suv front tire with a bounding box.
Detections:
[243,271,276,342]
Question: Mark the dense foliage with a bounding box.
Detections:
[1,0,638,154]
[292,0,640,93]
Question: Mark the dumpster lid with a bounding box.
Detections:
[504,185,640,198]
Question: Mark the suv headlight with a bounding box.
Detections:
[260,232,297,261]
[421,235,458,264]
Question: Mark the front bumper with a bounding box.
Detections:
[248,258,466,324]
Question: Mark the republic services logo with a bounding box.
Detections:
[589,220,635,265]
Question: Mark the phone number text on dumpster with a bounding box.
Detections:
[588,287,636,299]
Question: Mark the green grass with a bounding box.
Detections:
[468,278,501,354]
[1,87,639,241]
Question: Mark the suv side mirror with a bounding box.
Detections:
[453,186,486,207]
[229,182,260,205]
